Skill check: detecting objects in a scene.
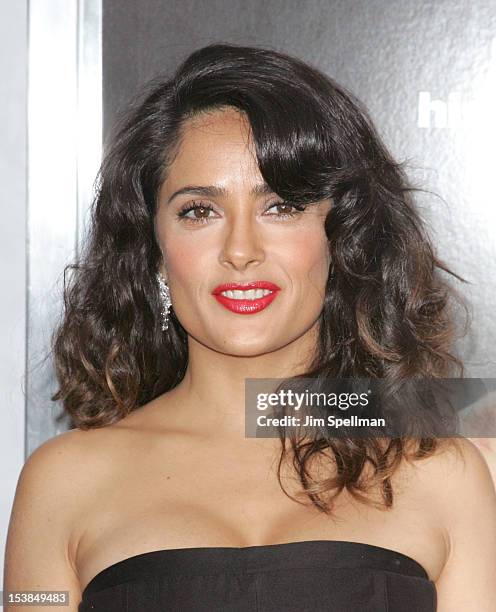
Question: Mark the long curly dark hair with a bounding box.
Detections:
[51,43,468,513]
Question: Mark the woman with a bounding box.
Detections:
[5,43,496,611]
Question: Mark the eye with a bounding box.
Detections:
[265,201,307,219]
[176,201,217,224]
[176,200,308,225]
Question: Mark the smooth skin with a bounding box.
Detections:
[4,108,496,611]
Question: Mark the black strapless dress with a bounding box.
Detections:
[78,540,436,611]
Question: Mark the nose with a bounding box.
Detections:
[218,211,265,271]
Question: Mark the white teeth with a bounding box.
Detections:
[221,289,273,300]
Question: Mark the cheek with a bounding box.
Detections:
[162,236,204,285]
[159,229,220,307]
[288,227,331,289]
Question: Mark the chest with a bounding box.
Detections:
[73,443,446,589]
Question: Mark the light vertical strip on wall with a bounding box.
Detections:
[77,0,102,254]
[26,0,102,457]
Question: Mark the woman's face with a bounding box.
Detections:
[155,107,332,357]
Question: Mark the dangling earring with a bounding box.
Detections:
[156,272,172,331]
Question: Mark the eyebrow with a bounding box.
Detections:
[166,183,274,204]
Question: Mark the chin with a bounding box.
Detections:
[217,341,278,357]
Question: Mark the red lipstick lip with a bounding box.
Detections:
[212,281,281,315]
[212,281,281,294]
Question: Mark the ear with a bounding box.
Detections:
[158,263,169,284]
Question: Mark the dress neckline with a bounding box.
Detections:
[81,539,431,598]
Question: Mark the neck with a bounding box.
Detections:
[165,322,320,440]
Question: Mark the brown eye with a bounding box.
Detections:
[191,205,210,219]
[265,201,307,218]
[276,203,294,214]
[177,202,216,224]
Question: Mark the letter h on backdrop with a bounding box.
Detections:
[417,91,462,129]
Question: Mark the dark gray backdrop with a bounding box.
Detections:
[103,0,496,376]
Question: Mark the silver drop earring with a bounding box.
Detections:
[156,272,172,331]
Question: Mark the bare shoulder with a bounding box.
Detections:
[402,438,496,610]
[3,427,113,608]
[400,437,496,518]
[6,426,116,547]
[12,428,99,502]
[17,425,117,491]
[17,421,141,508]
[406,437,495,497]
[19,399,169,493]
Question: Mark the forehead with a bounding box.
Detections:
[163,107,261,190]
[182,106,251,141]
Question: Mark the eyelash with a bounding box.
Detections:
[176,201,308,224]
